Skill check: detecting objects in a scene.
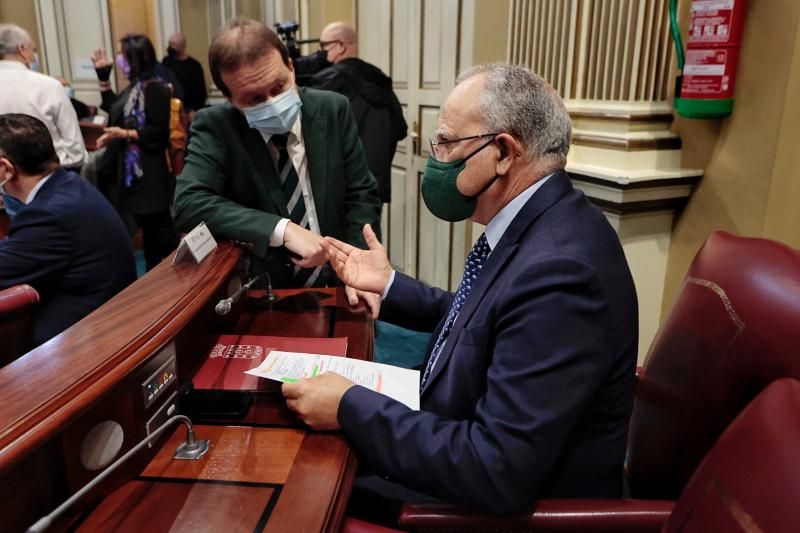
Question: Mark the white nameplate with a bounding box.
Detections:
[172,222,217,265]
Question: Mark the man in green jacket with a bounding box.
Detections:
[174,17,380,288]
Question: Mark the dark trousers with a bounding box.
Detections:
[134,211,178,270]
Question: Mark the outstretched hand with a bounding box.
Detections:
[91,48,112,69]
[323,224,392,294]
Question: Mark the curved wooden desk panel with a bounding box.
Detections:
[0,244,373,533]
[0,242,242,472]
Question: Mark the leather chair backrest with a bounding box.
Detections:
[0,284,40,367]
[627,231,800,498]
[663,378,800,533]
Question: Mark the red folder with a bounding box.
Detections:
[192,335,348,391]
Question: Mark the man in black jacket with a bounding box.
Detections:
[308,22,407,223]
[162,32,207,116]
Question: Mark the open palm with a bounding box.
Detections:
[91,48,112,69]
[324,224,392,294]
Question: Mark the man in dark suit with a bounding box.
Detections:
[173,17,380,289]
[282,64,638,516]
[0,113,136,347]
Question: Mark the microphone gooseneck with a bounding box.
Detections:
[26,415,209,533]
[263,270,280,303]
[214,275,262,315]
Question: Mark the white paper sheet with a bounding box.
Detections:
[245,351,420,410]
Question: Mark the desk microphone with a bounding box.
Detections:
[262,271,280,303]
[26,415,209,533]
[215,275,262,315]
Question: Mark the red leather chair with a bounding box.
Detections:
[0,284,40,367]
[392,231,800,532]
[664,377,800,532]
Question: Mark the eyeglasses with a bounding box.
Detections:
[429,133,500,162]
[319,40,342,51]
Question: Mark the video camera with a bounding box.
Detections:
[274,20,331,85]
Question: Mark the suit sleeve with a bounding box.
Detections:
[379,271,453,332]
[0,206,71,291]
[336,98,381,248]
[338,256,622,514]
[173,110,282,259]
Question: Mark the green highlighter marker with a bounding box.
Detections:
[280,377,298,383]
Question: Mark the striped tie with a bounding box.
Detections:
[271,134,321,287]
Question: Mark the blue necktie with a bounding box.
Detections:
[420,233,491,389]
[272,134,321,287]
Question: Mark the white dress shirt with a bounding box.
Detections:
[258,113,321,246]
[0,60,88,168]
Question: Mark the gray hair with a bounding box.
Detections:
[0,24,31,60]
[456,63,571,166]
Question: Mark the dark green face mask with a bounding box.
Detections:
[421,137,499,222]
[421,156,475,222]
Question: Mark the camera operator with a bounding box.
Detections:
[274,21,330,86]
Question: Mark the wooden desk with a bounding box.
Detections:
[0,245,373,532]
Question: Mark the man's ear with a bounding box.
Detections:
[495,133,518,175]
[0,157,16,184]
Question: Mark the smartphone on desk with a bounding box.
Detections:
[180,388,254,419]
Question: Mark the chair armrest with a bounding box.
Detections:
[398,499,675,532]
[342,517,405,533]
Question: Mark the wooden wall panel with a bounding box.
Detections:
[509,0,673,102]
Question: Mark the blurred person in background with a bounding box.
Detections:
[309,22,406,218]
[91,33,180,271]
[0,113,135,347]
[0,23,87,172]
[162,32,207,118]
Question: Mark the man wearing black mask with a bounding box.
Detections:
[162,32,207,117]
[308,22,407,222]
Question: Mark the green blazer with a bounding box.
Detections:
[173,88,380,264]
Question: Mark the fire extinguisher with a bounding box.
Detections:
[671,0,748,118]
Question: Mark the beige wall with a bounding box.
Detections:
[472,0,510,66]
[0,0,41,61]
[306,0,353,41]
[107,0,158,87]
[663,0,800,314]
[179,0,211,88]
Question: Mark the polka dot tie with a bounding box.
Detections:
[420,233,491,390]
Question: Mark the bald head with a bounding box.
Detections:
[320,22,358,63]
[168,32,187,58]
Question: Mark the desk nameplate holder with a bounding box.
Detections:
[173,221,217,265]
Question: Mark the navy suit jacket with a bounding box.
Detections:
[0,168,136,346]
[338,170,638,514]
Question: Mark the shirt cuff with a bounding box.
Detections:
[269,218,290,247]
[381,270,397,300]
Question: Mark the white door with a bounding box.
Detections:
[358,0,474,291]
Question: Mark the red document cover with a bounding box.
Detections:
[192,335,348,391]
